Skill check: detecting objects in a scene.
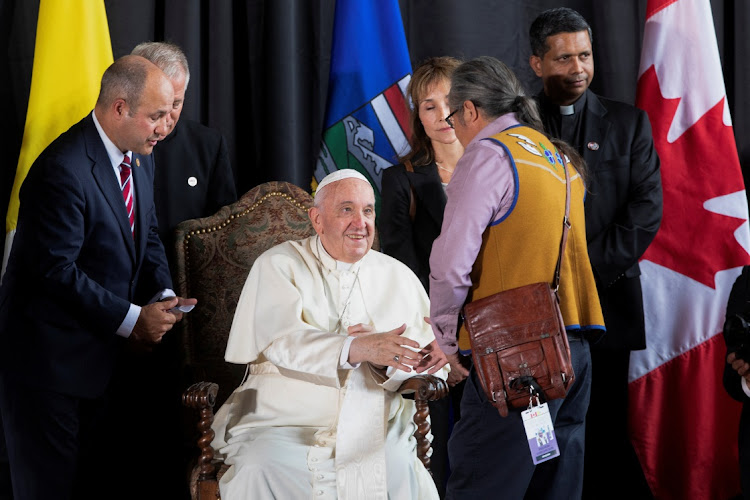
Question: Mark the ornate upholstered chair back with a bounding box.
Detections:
[174,181,316,406]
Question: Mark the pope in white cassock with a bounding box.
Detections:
[211,170,449,500]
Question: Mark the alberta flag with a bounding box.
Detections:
[630,0,750,498]
[315,0,412,210]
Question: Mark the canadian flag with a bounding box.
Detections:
[631,0,750,498]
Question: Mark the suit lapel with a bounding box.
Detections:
[86,118,136,264]
[581,90,611,170]
[131,154,150,261]
[409,163,446,225]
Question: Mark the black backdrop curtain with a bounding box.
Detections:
[2,0,749,253]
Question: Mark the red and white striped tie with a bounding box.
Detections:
[119,155,135,238]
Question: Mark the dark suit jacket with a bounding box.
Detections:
[0,114,172,398]
[723,265,750,496]
[540,89,663,350]
[379,161,446,292]
[152,119,237,257]
[724,266,750,402]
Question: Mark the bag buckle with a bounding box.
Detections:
[528,386,542,409]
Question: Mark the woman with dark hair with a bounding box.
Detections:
[379,56,464,498]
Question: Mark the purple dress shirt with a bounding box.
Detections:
[428,113,521,355]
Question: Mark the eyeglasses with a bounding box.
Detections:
[445,109,459,129]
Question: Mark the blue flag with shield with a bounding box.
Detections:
[315,0,412,213]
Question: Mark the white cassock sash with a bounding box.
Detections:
[332,258,387,500]
[335,366,387,499]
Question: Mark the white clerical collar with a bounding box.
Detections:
[337,260,353,271]
[314,235,362,272]
[556,91,587,117]
[559,104,575,116]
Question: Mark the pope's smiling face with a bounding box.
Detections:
[310,178,375,263]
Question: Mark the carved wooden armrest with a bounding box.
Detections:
[397,375,449,474]
[183,381,220,486]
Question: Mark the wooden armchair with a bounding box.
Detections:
[175,181,448,499]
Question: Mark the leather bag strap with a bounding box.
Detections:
[552,155,571,292]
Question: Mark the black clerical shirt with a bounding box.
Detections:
[538,91,588,152]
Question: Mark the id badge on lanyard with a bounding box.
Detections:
[521,393,560,464]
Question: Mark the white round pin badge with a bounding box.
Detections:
[188,176,198,187]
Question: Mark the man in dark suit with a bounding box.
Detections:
[0,55,196,500]
[529,8,662,498]
[131,42,237,262]
[724,266,750,499]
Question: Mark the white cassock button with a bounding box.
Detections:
[317,491,324,496]
[187,176,198,187]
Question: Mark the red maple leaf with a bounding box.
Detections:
[636,66,750,288]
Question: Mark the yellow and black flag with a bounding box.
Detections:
[2,0,113,277]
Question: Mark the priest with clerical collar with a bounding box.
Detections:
[211,169,448,500]
[529,7,662,498]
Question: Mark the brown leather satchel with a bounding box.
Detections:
[462,158,574,418]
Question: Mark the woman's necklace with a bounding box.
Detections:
[435,161,454,173]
